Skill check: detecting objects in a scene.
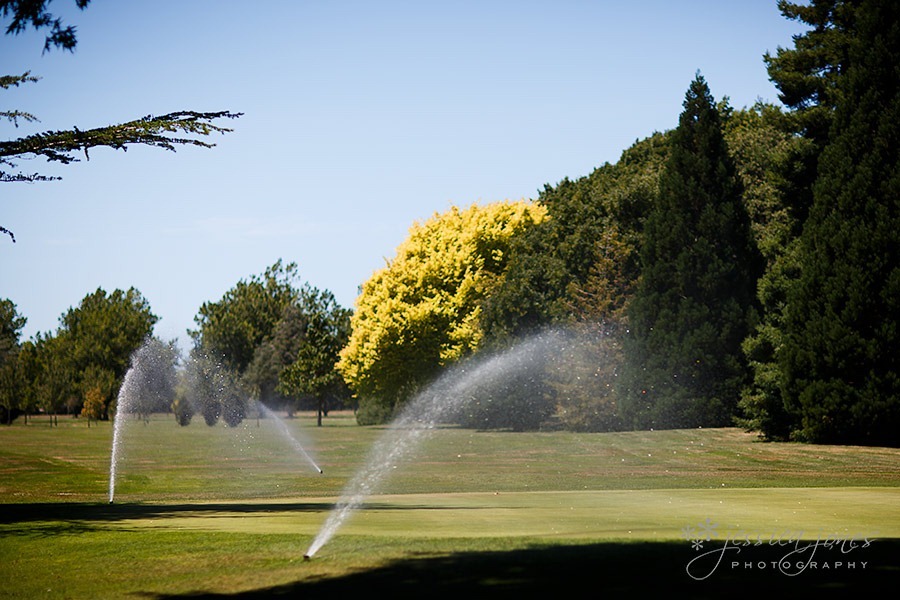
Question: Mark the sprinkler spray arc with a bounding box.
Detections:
[304,329,575,558]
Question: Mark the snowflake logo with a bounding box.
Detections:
[682,517,719,550]
[697,518,718,541]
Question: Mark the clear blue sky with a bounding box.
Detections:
[2,0,806,348]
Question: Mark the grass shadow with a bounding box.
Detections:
[0,502,326,524]
[0,500,481,527]
[152,538,900,598]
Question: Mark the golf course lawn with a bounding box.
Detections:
[1,412,898,597]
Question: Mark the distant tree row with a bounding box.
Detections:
[0,262,352,427]
[0,290,157,424]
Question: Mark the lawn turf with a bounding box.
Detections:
[1,412,898,597]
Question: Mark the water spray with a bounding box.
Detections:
[255,400,324,475]
[304,330,570,558]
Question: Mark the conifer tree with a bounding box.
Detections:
[622,75,760,429]
[778,0,900,445]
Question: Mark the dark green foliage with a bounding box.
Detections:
[59,288,158,384]
[11,288,157,421]
[183,352,233,427]
[0,73,241,187]
[778,0,900,445]
[454,359,556,432]
[243,303,310,410]
[0,0,90,52]
[191,261,301,375]
[0,299,26,423]
[277,289,352,425]
[124,338,179,420]
[764,0,849,145]
[192,261,353,424]
[763,0,853,232]
[480,133,667,343]
[622,75,761,430]
[0,110,241,176]
[724,104,812,439]
[61,287,158,418]
[548,323,626,433]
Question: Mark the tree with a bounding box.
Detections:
[764,0,850,146]
[52,287,158,418]
[621,74,761,430]
[551,229,636,432]
[79,364,114,425]
[277,289,352,426]
[337,201,546,423]
[243,303,309,412]
[1,0,91,53]
[480,134,667,344]
[724,104,811,439]
[777,0,900,445]
[190,261,351,426]
[0,299,26,423]
[1,0,240,242]
[19,332,74,424]
[191,261,300,375]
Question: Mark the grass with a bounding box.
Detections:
[1,411,899,597]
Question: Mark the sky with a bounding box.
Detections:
[1,0,807,349]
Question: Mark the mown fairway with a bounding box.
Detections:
[1,412,899,598]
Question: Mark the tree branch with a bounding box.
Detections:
[0,110,242,168]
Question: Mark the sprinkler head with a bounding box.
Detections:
[317,468,324,474]
[303,554,311,562]
[108,500,114,505]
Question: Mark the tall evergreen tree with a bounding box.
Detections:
[740,0,856,440]
[622,75,760,429]
[778,0,900,446]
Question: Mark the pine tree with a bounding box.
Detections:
[778,0,900,445]
[622,75,760,429]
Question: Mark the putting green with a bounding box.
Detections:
[101,487,899,543]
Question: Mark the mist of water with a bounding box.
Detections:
[108,340,328,502]
[305,329,571,558]
[255,400,324,474]
[108,363,136,503]
[108,339,176,503]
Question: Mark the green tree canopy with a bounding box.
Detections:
[0,298,26,423]
[191,260,301,375]
[621,74,761,430]
[56,287,158,418]
[1,0,90,53]
[777,0,900,445]
[480,133,668,343]
[190,261,352,425]
[277,288,352,425]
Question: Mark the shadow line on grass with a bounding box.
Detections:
[0,501,485,526]
[149,538,900,599]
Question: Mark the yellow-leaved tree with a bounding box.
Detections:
[338,200,547,424]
